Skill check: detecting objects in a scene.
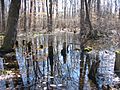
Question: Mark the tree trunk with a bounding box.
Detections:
[49,0,52,32]
[88,0,92,9]
[42,0,45,29]
[33,0,36,31]
[114,0,117,15]
[55,0,58,28]
[80,0,85,38]
[97,0,100,16]
[119,8,120,19]
[85,0,93,30]
[56,0,58,19]
[23,0,27,31]
[46,0,49,30]
[64,0,67,19]
[29,0,33,32]
[46,0,54,78]
[1,0,21,51]
[69,0,72,18]
[1,0,5,33]
[79,0,85,89]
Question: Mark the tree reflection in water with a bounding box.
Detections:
[0,33,119,90]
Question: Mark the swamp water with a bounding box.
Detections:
[0,32,119,90]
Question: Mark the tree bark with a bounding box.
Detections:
[1,0,21,51]
[79,0,85,89]
[64,0,67,19]
[49,0,52,32]
[46,0,49,30]
[33,0,36,31]
[85,0,93,30]
[42,0,45,29]
[97,0,100,16]
[55,0,58,28]
[23,0,27,31]
[119,8,120,19]
[28,0,33,32]
[80,0,85,38]
[1,0,5,33]
[56,0,58,19]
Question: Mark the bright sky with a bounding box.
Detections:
[4,0,120,13]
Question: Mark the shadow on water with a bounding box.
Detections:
[0,32,119,90]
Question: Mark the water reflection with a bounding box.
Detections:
[0,32,119,90]
[0,57,6,90]
[97,50,120,89]
[16,48,28,86]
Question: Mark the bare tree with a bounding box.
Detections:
[119,0,120,19]
[42,0,45,29]
[1,0,5,33]
[119,8,120,19]
[28,0,33,32]
[33,0,36,31]
[69,0,72,17]
[64,0,67,19]
[49,0,53,32]
[46,0,54,76]
[55,0,58,28]
[97,0,100,16]
[56,0,58,19]
[23,0,27,32]
[79,0,85,89]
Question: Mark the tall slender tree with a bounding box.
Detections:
[49,0,52,32]
[119,8,120,19]
[28,0,33,32]
[85,0,93,30]
[1,0,5,33]
[23,0,27,32]
[56,0,58,19]
[55,0,58,28]
[42,0,45,29]
[33,0,36,31]
[0,0,1,32]
[119,0,120,19]
[79,0,85,89]
[64,0,67,19]
[97,0,100,16]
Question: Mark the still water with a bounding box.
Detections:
[0,32,119,90]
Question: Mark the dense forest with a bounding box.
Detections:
[0,0,120,50]
[0,0,120,90]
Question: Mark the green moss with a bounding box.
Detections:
[115,50,120,54]
[84,47,92,52]
[0,70,12,75]
[0,35,5,39]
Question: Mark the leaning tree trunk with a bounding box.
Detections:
[1,0,21,51]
